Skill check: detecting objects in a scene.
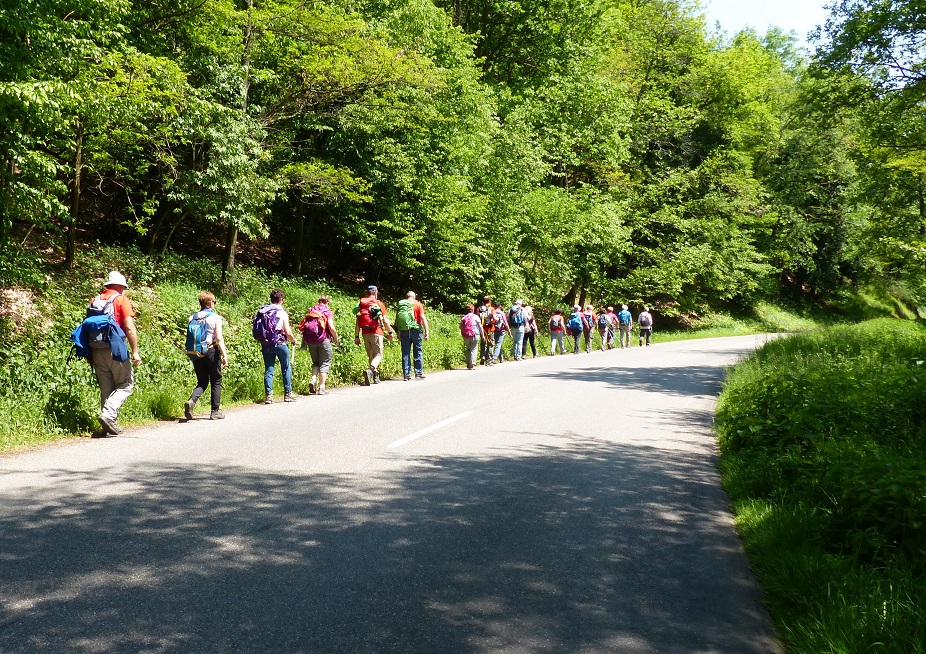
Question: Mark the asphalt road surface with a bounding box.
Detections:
[0,335,783,654]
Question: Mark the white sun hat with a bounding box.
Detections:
[105,271,129,288]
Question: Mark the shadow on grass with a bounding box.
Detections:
[0,435,778,653]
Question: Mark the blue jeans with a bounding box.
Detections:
[400,329,424,377]
[262,343,292,393]
[510,324,524,360]
[493,331,506,361]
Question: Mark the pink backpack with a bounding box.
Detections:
[460,313,479,338]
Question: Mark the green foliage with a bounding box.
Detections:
[717,320,926,652]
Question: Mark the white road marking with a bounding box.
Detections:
[387,411,472,450]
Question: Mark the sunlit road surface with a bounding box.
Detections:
[0,334,782,653]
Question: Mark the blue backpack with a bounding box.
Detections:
[70,295,128,362]
[508,305,524,325]
[186,309,215,360]
[567,312,584,333]
[252,305,281,346]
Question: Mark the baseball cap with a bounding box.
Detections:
[367,285,378,293]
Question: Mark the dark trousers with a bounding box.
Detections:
[190,347,222,410]
[523,330,537,357]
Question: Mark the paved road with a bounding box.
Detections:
[0,335,782,654]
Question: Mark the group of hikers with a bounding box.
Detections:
[72,272,654,436]
[461,297,654,370]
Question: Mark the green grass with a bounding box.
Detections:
[716,320,926,653]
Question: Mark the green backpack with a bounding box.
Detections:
[395,299,419,331]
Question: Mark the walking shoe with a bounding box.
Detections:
[97,415,123,436]
[264,394,273,404]
[183,399,195,421]
[372,370,380,384]
[415,374,425,379]
[284,392,297,402]
[309,382,316,395]
[210,410,225,420]
[404,375,411,381]
[317,387,327,395]
[363,368,373,386]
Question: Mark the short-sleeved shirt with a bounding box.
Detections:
[273,307,290,336]
[412,301,426,327]
[358,299,389,335]
[617,310,632,326]
[95,288,135,331]
[190,309,223,345]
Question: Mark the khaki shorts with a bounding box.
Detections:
[362,333,384,361]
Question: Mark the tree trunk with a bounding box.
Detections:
[147,206,169,256]
[65,118,83,271]
[221,222,238,294]
[160,212,186,256]
[220,0,254,294]
[293,197,305,275]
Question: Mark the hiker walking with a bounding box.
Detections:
[354,285,394,385]
[183,291,228,420]
[396,291,429,380]
[567,305,584,354]
[508,300,526,360]
[299,294,339,395]
[522,304,538,358]
[638,306,654,346]
[254,289,297,404]
[460,303,485,369]
[548,309,567,355]
[617,304,633,349]
[582,305,597,353]
[86,271,141,436]
[478,296,495,365]
[597,307,613,351]
[491,301,509,362]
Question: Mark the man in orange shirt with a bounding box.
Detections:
[90,271,141,435]
[354,285,395,385]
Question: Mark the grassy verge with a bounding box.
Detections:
[715,319,926,653]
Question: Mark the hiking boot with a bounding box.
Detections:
[372,370,381,384]
[309,382,316,395]
[363,368,373,386]
[97,415,123,436]
[404,375,411,381]
[183,399,195,421]
[415,374,425,379]
[210,410,225,420]
[284,392,297,402]
[264,394,273,405]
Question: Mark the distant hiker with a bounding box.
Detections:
[183,291,228,420]
[567,305,584,354]
[522,304,538,358]
[638,306,654,347]
[478,296,495,365]
[86,271,141,436]
[617,304,633,349]
[582,305,597,353]
[254,289,297,404]
[548,309,567,355]
[460,303,485,369]
[596,307,612,351]
[299,294,339,395]
[491,301,509,363]
[354,285,394,385]
[602,306,617,350]
[508,299,526,361]
[396,291,429,380]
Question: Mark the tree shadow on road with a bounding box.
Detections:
[532,365,729,398]
[0,435,779,654]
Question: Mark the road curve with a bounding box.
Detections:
[0,334,782,654]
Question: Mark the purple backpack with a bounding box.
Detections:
[252,305,281,346]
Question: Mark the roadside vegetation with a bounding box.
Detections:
[716,320,926,653]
